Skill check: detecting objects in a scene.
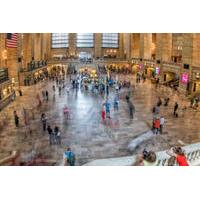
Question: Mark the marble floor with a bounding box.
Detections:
[1,74,200,165]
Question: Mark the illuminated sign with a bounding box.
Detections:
[155,67,160,75]
[181,73,189,84]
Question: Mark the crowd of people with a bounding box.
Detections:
[10,64,198,166]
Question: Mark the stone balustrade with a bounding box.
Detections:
[83,142,200,166]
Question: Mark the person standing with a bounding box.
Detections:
[114,97,119,111]
[41,113,47,131]
[14,111,19,127]
[52,85,56,92]
[128,101,135,119]
[47,125,53,145]
[160,116,165,134]
[153,117,160,134]
[45,90,49,101]
[56,130,61,145]
[101,106,106,123]
[173,102,179,117]
[105,100,110,118]
[63,148,76,166]
[42,90,45,101]
[157,97,162,107]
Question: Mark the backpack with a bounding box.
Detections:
[65,151,75,166]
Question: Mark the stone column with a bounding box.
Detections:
[23,33,33,68]
[123,33,131,59]
[180,33,194,94]
[131,33,140,58]
[118,33,124,59]
[155,33,162,61]
[139,33,152,60]
[46,33,51,60]
[94,33,102,58]
[161,33,172,62]
[33,33,42,60]
[0,33,6,66]
[6,34,19,84]
[192,33,200,66]
[69,33,76,57]
[156,33,172,62]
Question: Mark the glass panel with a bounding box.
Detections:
[77,33,94,47]
[102,33,119,48]
[51,33,69,48]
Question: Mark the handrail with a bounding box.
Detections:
[83,142,200,166]
[0,151,20,166]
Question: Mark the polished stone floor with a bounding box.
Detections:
[1,74,200,165]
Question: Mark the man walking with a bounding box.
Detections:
[41,113,47,131]
[173,102,179,117]
[14,111,19,127]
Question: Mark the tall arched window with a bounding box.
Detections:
[51,33,69,48]
[102,33,119,48]
[76,33,94,47]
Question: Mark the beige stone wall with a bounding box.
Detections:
[33,33,42,60]
[182,33,193,65]
[156,33,172,62]
[22,33,33,68]
[131,33,140,58]
[94,33,102,58]
[172,33,183,58]
[0,33,6,66]
[123,33,131,59]
[192,33,200,67]
[161,33,172,62]
[139,33,152,59]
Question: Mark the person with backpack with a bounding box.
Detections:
[63,148,76,166]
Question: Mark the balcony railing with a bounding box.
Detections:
[83,142,200,166]
[20,60,47,72]
[0,68,9,84]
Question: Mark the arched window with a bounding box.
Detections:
[102,33,119,48]
[77,33,94,47]
[51,33,69,48]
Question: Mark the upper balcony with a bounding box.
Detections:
[0,68,9,84]
[19,60,47,73]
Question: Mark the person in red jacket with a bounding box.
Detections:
[153,117,160,134]
[101,107,106,123]
[167,146,189,166]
